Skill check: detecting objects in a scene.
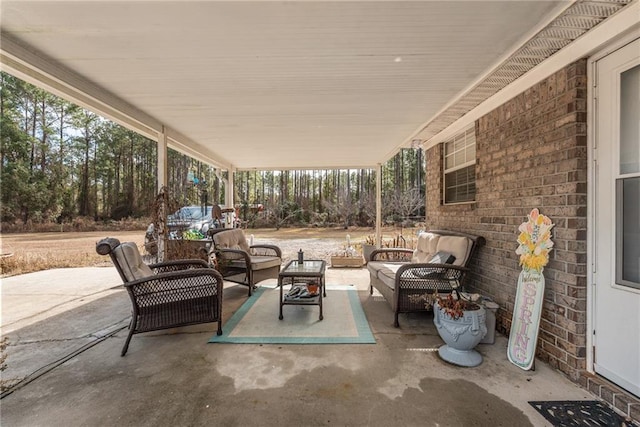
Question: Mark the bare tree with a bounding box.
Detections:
[384,187,424,228]
[323,187,358,229]
[267,199,301,230]
[357,191,376,227]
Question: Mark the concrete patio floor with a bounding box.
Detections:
[1,266,594,426]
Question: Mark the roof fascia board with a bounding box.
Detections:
[376,127,430,168]
[404,0,575,151]
[423,1,640,149]
[235,165,377,172]
[375,147,403,168]
[165,129,232,171]
[0,32,234,172]
[357,2,572,167]
[0,33,161,141]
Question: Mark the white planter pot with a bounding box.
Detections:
[434,301,487,367]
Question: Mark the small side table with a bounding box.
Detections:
[278,259,326,321]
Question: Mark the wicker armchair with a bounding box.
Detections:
[210,228,282,296]
[368,230,485,327]
[96,237,224,356]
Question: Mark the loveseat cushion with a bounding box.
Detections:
[435,236,472,266]
[113,242,154,282]
[368,261,405,290]
[377,267,398,290]
[411,232,439,263]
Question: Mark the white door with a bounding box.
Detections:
[593,38,640,398]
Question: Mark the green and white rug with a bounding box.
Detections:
[209,284,375,344]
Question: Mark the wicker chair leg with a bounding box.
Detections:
[217,321,223,336]
[393,312,400,328]
[121,330,134,356]
[121,315,138,356]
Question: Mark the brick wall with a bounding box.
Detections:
[425,59,588,380]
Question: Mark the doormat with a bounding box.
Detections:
[209,285,375,344]
[529,400,631,426]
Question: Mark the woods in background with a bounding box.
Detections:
[1,72,425,229]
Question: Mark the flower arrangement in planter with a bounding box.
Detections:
[367,234,417,249]
[362,233,419,263]
[409,290,487,367]
[362,235,377,262]
[407,289,480,313]
[435,293,482,320]
[330,235,365,267]
[434,292,487,367]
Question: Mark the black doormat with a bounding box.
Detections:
[529,400,633,426]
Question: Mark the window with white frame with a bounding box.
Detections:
[443,127,476,204]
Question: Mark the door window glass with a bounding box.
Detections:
[617,177,640,288]
[620,65,639,174]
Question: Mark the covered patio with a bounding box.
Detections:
[2,265,593,426]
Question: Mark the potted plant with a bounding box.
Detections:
[362,235,376,262]
[433,293,487,367]
[330,235,364,267]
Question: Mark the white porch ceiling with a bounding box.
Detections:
[0,1,630,171]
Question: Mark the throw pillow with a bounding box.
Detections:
[429,251,456,265]
[412,251,457,279]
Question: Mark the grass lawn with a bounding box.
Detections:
[1,226,420,277]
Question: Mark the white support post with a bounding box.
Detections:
[226,166,235,209]
[157,127,168,261]
[157,127,168,191]
[376,163,382,247]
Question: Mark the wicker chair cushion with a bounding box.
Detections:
[435,236,472,266]
[113,242,153,282]
[411,232,440,263]
[212,228,251,253]
[250,255,282,270]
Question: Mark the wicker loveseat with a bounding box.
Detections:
[368,230,485,327]
[210,228,282,296]
[96,237,224,356]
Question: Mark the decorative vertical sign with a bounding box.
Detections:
[508,208,554,370]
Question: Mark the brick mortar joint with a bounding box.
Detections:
[580,372,640,421]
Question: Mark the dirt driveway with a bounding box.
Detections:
[1,227,419,277]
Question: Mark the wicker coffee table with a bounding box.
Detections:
[278,259,326,321]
